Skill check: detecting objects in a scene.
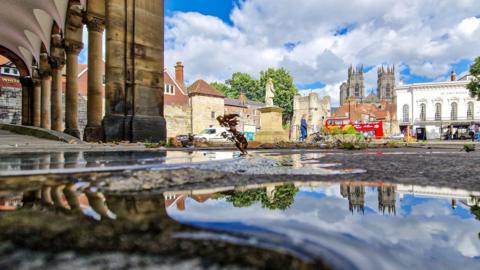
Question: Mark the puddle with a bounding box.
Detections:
[1,179,479,269]
[0,150,239,176]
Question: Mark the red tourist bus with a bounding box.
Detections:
[324,117,384,139]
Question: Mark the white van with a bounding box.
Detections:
[194,127,229,142]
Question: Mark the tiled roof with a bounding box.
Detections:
[225,98,247,107]
[188,79,225,98]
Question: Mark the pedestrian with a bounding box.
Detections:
[300,115,308,142]
[469,124,475,142]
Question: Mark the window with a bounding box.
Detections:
[467,102,474,120]
[211,111,216,119]
[403,105,409,123]
[386,84,391,98]
[419,103,426,121]
[4,67,10,74]
[12,69,18,75]
[164,84,175,95]
[355,84,360,97]
[435,103,442,121]
[451,102,458,121]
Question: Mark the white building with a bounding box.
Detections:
[395,74,477,140]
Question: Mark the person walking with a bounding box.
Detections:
[300,115,308,142]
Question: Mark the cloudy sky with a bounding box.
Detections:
[167,184,480,269]
[79,0,480,106]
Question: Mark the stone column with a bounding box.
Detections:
[103,0,166,142]
[19,77,33,126]
[32,76,42,127]
[39,54,52,130]
[84,14,105,142]
[64,40,83,138]
[49,57,65,132]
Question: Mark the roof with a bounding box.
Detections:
[0,55,10,65]
[188,79,225,98]
[225,98,247,108]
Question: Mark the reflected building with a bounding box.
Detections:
[378,185,396,215]
[341,184,366,214]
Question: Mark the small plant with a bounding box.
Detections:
[144,141,166,149]
[464,144,476,152]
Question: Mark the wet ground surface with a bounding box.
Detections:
[1,148,480,269]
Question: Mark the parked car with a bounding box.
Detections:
[389,133,405,140]
[194,127,229,142]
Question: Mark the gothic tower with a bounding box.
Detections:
[377,65,395,101]
[347,65,365,102]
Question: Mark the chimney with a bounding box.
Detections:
[175,61,184,87]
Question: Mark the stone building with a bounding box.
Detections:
[291,92,331,140]
[377,66,395,102]
[395,72,476,140]
[224,92,264,132]
[164,62,191,138]
[0,56,22,124]
[188,80,225,134]
[340,65,365,105]
[336,65,399,136]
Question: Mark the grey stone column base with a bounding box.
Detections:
[64,128,81,139]
[102,114,166,142]
[83,125,104,142]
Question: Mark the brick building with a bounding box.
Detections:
[0,56,22,124]
[164,62,191,138]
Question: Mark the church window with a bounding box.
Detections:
[467,102,474,120]
[435,103,442,121]
[355,84,360,97]
[450,102,458,121]
[420,103,426,121]
[386,84,391,98]
[211,111,216,119]
[403,105,409,123]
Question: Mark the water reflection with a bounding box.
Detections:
[165,181,480,270]
[0,150,238,175]
[1,181,480,269]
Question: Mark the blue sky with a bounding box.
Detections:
[81,0,480,106]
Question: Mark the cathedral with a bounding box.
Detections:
[340,65,395,106]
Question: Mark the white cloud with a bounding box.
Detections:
[165,0,480,106]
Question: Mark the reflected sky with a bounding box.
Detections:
[166,182,480,270]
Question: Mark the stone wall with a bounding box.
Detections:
[0,87,22,124]
[292,93,331,140]
[61,95,87,136]
[165,104,191,138]
[191,95,224,134]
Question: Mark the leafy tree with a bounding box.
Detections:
[225,72,262,100]
[259,68,299,123]
[467,57,480,100]
[260,183,299,210]
[210,82,234,98]
[226,188,264,208]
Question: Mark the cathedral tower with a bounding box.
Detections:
[377,65,395,101]
[347,65,365,102]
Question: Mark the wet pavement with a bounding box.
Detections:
[1,149,480,269]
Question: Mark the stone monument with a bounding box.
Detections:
[255,78,288,143]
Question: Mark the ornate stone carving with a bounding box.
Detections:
[49,56,66,70]
[84,13,105,33]
[64,40,84,55]
[67,4,84,31]
[265,78,275,107]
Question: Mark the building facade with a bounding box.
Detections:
[340,65,365,105]
[0,56,22,124]
[395,74,476,140]
[164,62,191,138]
[188,80,225,134]
[292,92,331,140]
[377,66,396,102]
[224,93,264,133]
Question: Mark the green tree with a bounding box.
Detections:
[210,82,234,98]
[225,72,262,100]
[259,68,299,123]
[467,57,480,100]
[261,184,299,210]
